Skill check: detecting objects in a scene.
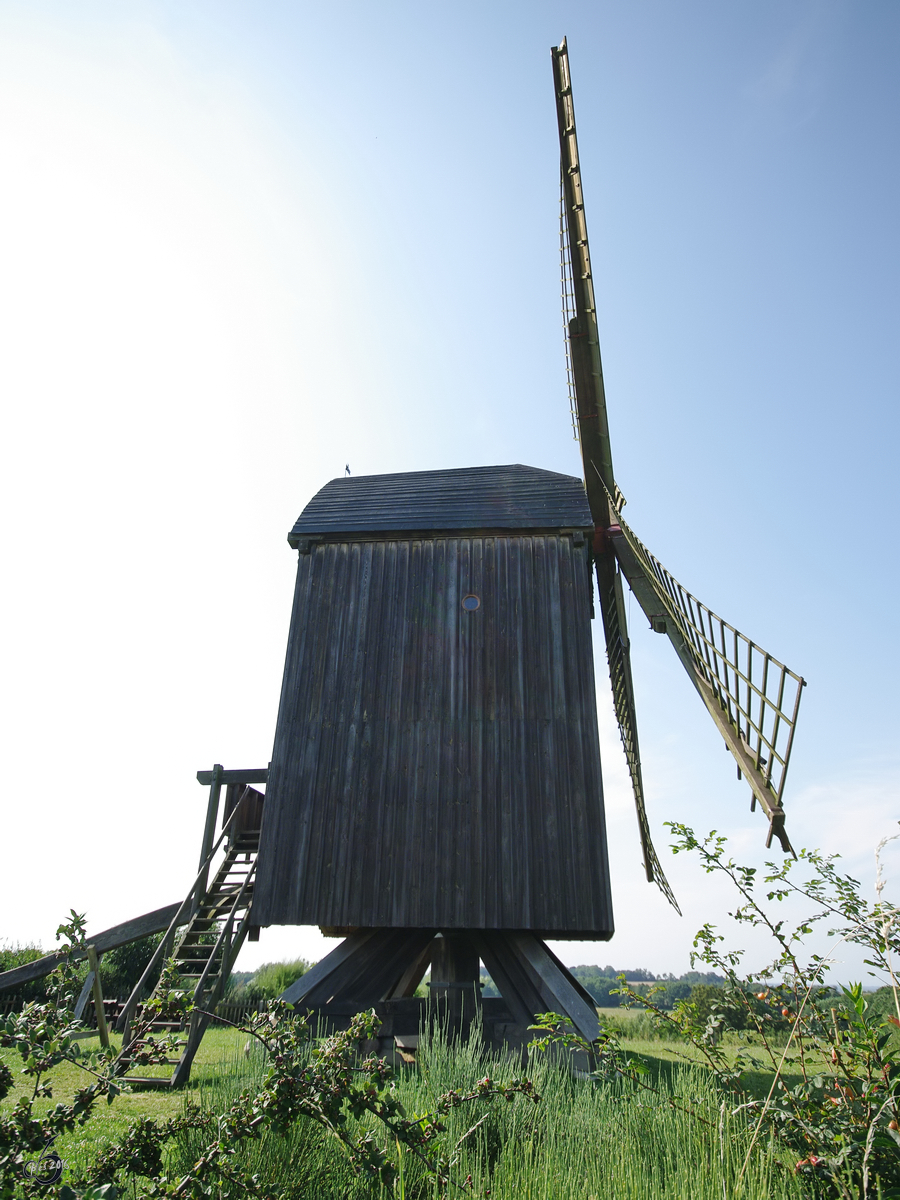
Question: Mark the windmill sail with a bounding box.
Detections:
[552,38,678,909]
[605,491,805,854]
[551,38,805,883]
[595,548,681,911]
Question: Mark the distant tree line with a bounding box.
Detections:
[479,965,725,1009]
[6,938,895,1022]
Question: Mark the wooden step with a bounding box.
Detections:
[119,1059,181,1067]
[123,1076,174,1089]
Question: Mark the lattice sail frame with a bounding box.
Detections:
[595,552,681,913]
[559,173,580,443]
[607,488,806,853]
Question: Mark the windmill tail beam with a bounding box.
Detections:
[0,904,186,993]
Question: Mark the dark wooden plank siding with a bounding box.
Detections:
[253,532,613,936]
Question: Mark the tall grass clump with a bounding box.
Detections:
[164,1019,802,1200]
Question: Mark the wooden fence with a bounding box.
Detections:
[208,1000,269,1026]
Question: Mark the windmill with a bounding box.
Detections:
[0,39,804,1083]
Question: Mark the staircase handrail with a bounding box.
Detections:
[115,796,249,1038]
[189,858,257,1008]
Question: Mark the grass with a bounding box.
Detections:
[172,1025,808,1199]
[3,1019,811,1198]
[0,1027,248,1181]
[596,1005,822,1097]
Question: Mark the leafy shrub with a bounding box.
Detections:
[685,982,748,1031]
[534,824,900,1199]
[865,986,900,1025]
[596,1010,667,1041]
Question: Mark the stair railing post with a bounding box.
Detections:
[118,924,176,1046]
[195,764,223,915]
[86,945,110,1049]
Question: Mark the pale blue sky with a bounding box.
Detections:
[0,1,897,979]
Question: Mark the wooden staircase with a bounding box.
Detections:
[114,776,264,1088]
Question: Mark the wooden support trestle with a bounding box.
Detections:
[280,928,600,1057]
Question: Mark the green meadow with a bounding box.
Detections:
[1,1019,808,1199]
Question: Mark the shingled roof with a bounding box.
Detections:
[288,464,592,546]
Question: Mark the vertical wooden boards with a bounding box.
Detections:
[254,530,613,936]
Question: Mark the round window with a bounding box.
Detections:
[461,594,481,612]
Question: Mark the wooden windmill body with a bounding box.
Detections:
[254,464,612,939]
[245,464,615,1050]
[0,40,805,1082]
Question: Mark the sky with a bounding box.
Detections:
[0,0,898,987]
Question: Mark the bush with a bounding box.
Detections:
[228,957,311,1001]
[534,824,900,1198]
[632,826,900,1195]
[865,986,900,1024]
[98,933,163,999]
[686,982,749,1031]
[0,941,49,1007]
[596,1010,681,1041]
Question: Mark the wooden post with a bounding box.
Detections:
[73,972,95,1021]
[429,934,481,1035]
[86,945,110,1048]
[196,764,224,912]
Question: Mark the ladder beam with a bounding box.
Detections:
[116,835,259,1088]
